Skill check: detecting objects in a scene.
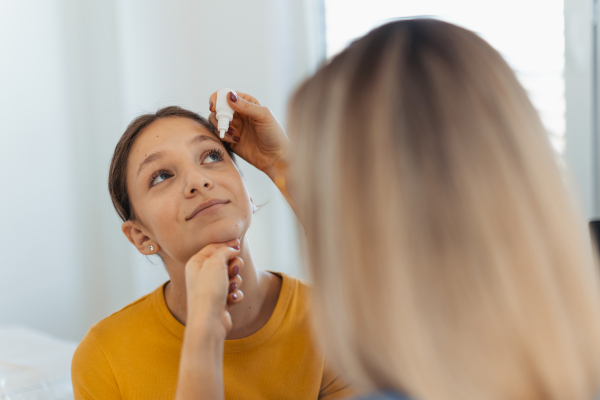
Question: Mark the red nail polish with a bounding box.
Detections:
[232,293,238,300]
[229,91,238,102]
[209,102,213,112]
[233,266,239,276]
[232,245,240,250]
[233,136,240,143]
[227,126,234,135]
[229,282,237,292]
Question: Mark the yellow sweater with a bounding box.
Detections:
[71,272,352,399]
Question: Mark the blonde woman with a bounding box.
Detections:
[192,18,600,400]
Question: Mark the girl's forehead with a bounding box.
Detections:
[133,118,215,152]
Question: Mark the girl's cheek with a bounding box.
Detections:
[153,200,173,225]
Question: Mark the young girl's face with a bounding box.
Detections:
[124,117,252,263]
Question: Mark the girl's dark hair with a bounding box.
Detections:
[108,106,236,222]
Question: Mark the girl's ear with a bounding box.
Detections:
[122,220,159,255]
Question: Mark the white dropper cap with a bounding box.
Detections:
[216,88,236,139]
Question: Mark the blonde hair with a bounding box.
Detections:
[288,18,600,400]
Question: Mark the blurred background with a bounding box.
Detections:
[0,0,596,345]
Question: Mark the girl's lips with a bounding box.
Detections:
[186,199,230,220]
[193,202,227,218]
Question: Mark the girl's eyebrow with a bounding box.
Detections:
[137,151,166,178]
[188,134,220,147]
[136,134,220,178]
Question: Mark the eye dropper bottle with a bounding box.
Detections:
[216,88,237,139]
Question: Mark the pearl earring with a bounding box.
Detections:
[149,245,154,252]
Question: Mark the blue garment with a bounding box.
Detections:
[350,391,413,400]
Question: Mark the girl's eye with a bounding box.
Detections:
[202,149,224,164]
[148,149,223,188]
[149,170,172,187]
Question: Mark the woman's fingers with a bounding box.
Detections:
[227,274,243,306]
[228,257,243,295]
[228,289,244,306]
[223,238,240,248]
[228,256,244,277]
[206,246,241,269]
[208,112,217,127]
[185,240,240,283]
[208,89,268,121]
[228,273,242,293]
[226,256,243,306]
[235,91,261,105]
[227,92,270,120]
[208,92,217,112]
[191,239,239,261]
[208,90,261,111]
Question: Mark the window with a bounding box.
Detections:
[324,0,566,154]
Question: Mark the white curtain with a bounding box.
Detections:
[564,0,596,218]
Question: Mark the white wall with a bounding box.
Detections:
[0,0,321,341]
[0,0,83,342]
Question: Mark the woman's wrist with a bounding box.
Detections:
[185,309,227,343]
[177,320,225,400]
[267,143,298,215]
[266,141,291,182]
[180,330,224,364]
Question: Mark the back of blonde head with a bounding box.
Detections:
[288,19,600,400]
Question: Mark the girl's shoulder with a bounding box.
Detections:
[90,283,164,336]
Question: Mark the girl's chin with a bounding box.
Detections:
[195,219,248,245]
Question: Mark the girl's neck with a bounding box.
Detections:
[163,236,282,340]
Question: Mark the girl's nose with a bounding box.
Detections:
[184,170,213,197]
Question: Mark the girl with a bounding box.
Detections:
[71,106,352,399]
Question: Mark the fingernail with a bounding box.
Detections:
[227,126,234,135]
[209,102,213,112]
[229,282,238,292]
[232,293,238,300]
[232,245,240,250]
[233,266,239,276]
[229,91,238,102]
[233,136,240,143]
